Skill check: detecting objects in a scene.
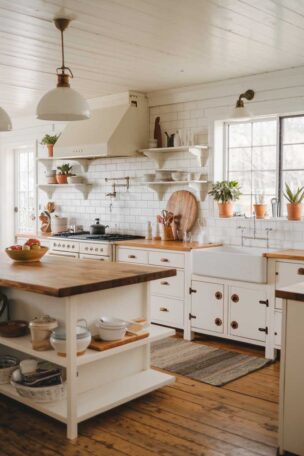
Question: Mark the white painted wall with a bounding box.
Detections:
[2,67,304,249]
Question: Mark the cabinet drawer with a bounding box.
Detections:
[80,242,111,256]
[148,251,184,269]
[116,248,148,264]
[150,271,184,299]
[275,262,304,310]
[151,296,183,328]
[274,311,282,347]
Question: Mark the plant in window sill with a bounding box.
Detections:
[40,133,60,157]
[254,193,266,219]
[56,163,73,184]
[284,183,304,221]
[208,180,241,218]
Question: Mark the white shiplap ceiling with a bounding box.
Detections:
[1,0,304,117]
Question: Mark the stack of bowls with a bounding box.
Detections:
[96,316,128,341]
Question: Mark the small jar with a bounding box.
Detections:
[29,315,58,351]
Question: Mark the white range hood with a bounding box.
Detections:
[53,91,148,158]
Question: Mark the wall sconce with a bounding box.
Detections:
[231,89,255,119]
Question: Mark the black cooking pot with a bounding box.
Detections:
[90,218,109,235]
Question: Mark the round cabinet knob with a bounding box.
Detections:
[231,294,239,303]
[231,321,239,329]
[298,268,304,275]
[214,318,222,326]
[215,291,222,300]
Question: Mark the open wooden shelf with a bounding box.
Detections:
[37,157,90,172]
[133,180,209,200]
[38,184,92,200]
[0,325,175,368]
[0,369,174,424]
[138,145,208,168]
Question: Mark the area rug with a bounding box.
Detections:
[151,338,272,387]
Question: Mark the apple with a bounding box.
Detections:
[9,245,22,251]
[31,244,41,250]
[25,238,40,248]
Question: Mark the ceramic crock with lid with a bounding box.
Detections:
[29,315,58,351]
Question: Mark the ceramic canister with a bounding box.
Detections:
[29,315,58,351]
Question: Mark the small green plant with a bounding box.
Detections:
[40,134,60,145]
[57,163,73,176]
[283,183,304,204]
[208,180,241,202]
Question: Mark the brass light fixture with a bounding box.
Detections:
[231,89,255,119]
[36,18,90,121]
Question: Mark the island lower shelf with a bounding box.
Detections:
[0,324,175,367]
[0,369,174,424]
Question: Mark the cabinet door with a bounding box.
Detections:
[274,311,282,347]
[191,281,224,334]
[275,262,304,309]
[229,286,267,342]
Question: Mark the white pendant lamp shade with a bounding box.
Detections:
[37,86,90,121]
[230,105,252,120]
[0,106,12,131]
[36,17,90,122]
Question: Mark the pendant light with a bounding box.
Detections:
[0,106,12,131]
[36,18,90,121]
[230,89,255,119]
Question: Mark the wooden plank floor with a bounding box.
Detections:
[0,334,279,456]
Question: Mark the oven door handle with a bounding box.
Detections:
[49,251,79,258]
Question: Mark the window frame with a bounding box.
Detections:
[224,114,304,217]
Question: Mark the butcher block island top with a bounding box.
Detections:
[276,283,304,301]
[264,249,304,260]
[115,239,221,251]
[0,254,176,297]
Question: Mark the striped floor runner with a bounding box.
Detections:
[151,337,271,386]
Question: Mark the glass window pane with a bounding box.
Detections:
[228,147,251,171]
[282,144,304,170]
[252,171,276,195]
[228,123,251,147]
[252,121,276,146]
[252,146,276,171]
[282,117,304,144]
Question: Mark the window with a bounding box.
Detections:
[226,115,304,216]
[15,148,36,233]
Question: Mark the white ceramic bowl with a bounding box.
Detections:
[67,176,83,184]
[171,171,190,181]
[50,334,91,356]
[98,316,128,328]
[96,319,127,341]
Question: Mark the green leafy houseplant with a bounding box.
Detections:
[208,180,241,218]
[56,163,73,184]
[40,134,60,145]
[41,134,60,157]
[284,183,304,221]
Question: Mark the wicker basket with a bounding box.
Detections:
[11,380,66,403]
[0,356,19,385]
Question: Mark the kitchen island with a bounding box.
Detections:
[0,254,176,439]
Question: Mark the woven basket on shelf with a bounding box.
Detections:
[0,356,19,385]
[11,380,66,403]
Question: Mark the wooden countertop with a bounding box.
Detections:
[0,254,176,298]
[114,240,222,251]
[264,249,304,261]
[276,283,304,302]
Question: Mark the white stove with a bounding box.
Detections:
[49,232,144,262]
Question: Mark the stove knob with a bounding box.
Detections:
[95,248,98,252]
[58,243,61,247]
[67,244,70,248]
[85,247,88,251]
[72,245,75,249]
[90,247,93,251]
[53,242,57,247]
[62,243,65,248]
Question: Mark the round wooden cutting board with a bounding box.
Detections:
[166,190,198,234]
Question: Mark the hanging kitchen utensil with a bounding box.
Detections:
[166,190,198,236]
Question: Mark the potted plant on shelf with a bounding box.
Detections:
[56,163,73,184]
[40,134,60,157]
[208,180,241,218]
[284,183,304,221]
[254,193,266,219]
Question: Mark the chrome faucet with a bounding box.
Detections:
[238,212,273,248]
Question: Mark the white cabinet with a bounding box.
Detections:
[274,311,282,347]
[150,271,184,299]
[228,286,267,342]
[116,248,148,264]
[148,251,185,269]
[151,296,184,328]
[191,281,224,334]
[275,261,304,309]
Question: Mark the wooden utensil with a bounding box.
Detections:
[166,190,198,235]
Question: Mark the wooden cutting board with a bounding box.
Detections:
[166,190,198,234]
[89,331,149,351]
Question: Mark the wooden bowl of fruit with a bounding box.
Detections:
[5,239,48,262]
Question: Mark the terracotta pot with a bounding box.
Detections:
[254,204,267,219]
[56,174,68,184]
[218,202,233,218]
[287,203,303,221]
[47,144,54,157]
